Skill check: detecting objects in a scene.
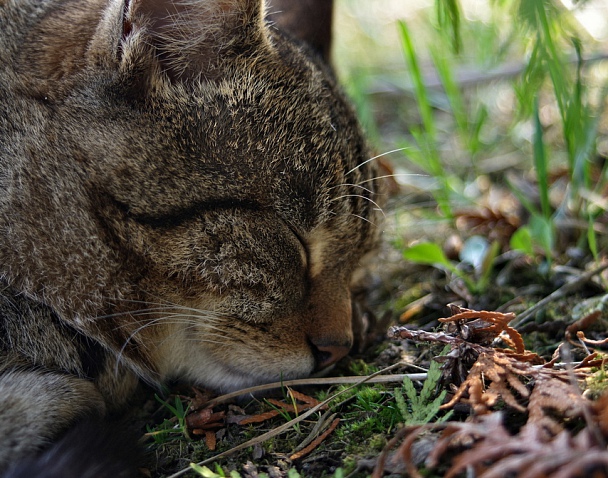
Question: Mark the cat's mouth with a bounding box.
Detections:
[309,338,352,371]
[310,362,340,378]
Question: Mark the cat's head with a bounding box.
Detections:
[3,0,384,391]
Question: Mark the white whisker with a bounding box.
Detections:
[345,147,408,176]
[95,307,187,321]
[357,172,430,186]
[331,194,386,218]
[328,183,375,195]
[115,313,228,334]
[351,214,375,226]
[154,327,230,349]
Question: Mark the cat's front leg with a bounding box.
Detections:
[0,366,107,474]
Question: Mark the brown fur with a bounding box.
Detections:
[0,0,383,471]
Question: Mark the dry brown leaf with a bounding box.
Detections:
[186,408,225,430]
[266,398,298,413]
[190,426,221,451]
[399,299,426,323]
[440,304,524,354]
[236,410,283,425]
[236,389,324,426]
[524,370,589,439]
[375,410,608,478]
[190,387,214,410]
[289,418,340,461]
[527,375,587,426]
[501,348,545,365]
[385,303,608,478]
[186,407,213,428]
[566,310,603,340]
[287,388,323,408]
[204,430,216,450]
[448,423,608,478]
[392,305,550,415]
[593,392,608,437]
[455,205,520,247]
[441,350,531,414]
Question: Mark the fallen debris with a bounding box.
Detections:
[381,304,608,477]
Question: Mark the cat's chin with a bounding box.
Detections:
[149,311,325,392]
[157,343,315,393]
[182,360,314,393]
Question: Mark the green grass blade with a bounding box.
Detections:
[407,130,453,217]
[529,213,555,260]
[430,45,468,141]
[588,219,598,260]
[572,111,600,199]
[155,394,180,417]
[343,70,381,145]
[468,104,488,155]
[533,1,568,119]
[398,20,437,142]
[478,241,501,292]
[532,98,551,220]
[508,180,540,217]
[435,0,462,54]
[515,41,545,119]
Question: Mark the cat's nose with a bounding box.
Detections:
[305,280,353,370]
[311,340,351,370]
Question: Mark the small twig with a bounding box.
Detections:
[166,362,410,478]
[290,417,340,461]
[289,410,337,460]
[291,410,337,454]
[203,372,427,408]
[511,263,608,328]
[377,53,608,93]
[577,335,592,356]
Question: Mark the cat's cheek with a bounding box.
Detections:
[208,349,315,391]
[203,336,317,389]
[153,323,316,392]
[177,350,315,392]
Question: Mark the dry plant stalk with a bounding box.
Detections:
[235,388,326,425]
[439,304,524,354]
[289,418,340,461]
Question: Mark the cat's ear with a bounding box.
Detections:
[122,0,266,82]
[266,0,333,63]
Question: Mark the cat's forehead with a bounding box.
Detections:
[94,66,365,217]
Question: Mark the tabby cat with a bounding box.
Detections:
[0,0,383,474]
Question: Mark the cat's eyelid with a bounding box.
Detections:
[286,225,309,269]
[114,197,262,229]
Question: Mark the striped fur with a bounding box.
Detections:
[0,0,383,473]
